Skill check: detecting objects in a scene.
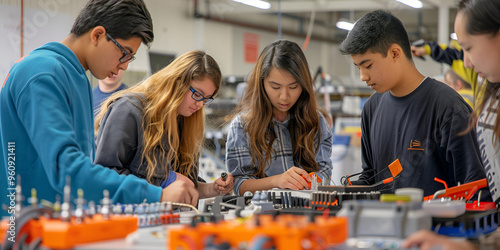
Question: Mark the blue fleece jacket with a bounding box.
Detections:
[0,42,161,217]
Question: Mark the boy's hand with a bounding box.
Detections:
[160,180,198,206]
[175,172,195,187]
[411,45,426,57]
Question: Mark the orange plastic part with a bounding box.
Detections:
[0,219,6,246]
[169,214,348,250]
[388,159,403,177]
[0,216,45,247]
[466,201,497,211]
[161,213,180,224]
[302,172,323,189]
[41,214,137,249]
[382,177,394,184]
[423,178,488,201]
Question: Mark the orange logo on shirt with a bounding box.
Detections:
[408,139,424,151]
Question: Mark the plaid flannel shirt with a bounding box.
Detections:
[225,112,333,194]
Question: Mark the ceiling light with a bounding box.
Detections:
[336,21,354,31]
[450,33,457,40]
[232,0,271,9]
[395,0,423,8]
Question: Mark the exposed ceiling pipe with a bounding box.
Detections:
[194,0,342,44]
[277,0,282,39]
[302,8,316,50]
[203,14,341,43]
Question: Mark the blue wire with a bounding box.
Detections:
[249,235,272,250]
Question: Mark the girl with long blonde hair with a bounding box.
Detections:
[95,50,233,205]
[226,40,333,196]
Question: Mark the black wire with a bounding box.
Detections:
[28,238,42,250]
[3,207,54,250]
[340,164,399,186]
[376,175,401,192]
[366,167,391,182]
[340,169,376,186]
[340,168,401,194]
[18,233,29,250]
[378,179,397,192]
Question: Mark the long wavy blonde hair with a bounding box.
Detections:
[226,40,321,178]
[95,50,221,184]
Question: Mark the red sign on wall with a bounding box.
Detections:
[244,33,259,63]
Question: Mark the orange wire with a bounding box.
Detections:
[382,177,394,184]
[433,177,448,189]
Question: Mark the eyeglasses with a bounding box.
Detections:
[106,33,135,63]
[190,86,214,105]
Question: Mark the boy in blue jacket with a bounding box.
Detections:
[0,0,198,217]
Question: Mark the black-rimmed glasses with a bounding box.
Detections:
[106,33,135,63]
[190,86,214,105]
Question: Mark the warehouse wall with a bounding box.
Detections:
[0,0,445,89]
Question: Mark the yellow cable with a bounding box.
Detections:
[171,202,200,214]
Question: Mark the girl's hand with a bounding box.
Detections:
[276,167,310,190]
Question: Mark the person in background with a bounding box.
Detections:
[0,0,197,216]
[444,68,474,107]
[95,50,234,200]
[93,69,127,115]
[411,40,480,96]
[225,40,333,196]
[403,0,500,248]
[338,10,489,197]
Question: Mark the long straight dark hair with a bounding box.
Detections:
[459,0,500,147]
[227,40,321,177]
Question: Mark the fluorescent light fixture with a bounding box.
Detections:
[450,33,457,40]
[336,21,354,31]
[395,0,423,8]
[232,0,271,9]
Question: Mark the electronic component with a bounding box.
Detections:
[301,172,323,190]
[335,159,402,192]
[0,177,181,250]
[423,199,466,218]
[168,214,348,249]
[337,200,431,239]
[424,178,488,201]
[311,191,380,210]
[432,209,499,239]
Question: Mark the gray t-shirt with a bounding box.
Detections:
[94,94,169,186]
